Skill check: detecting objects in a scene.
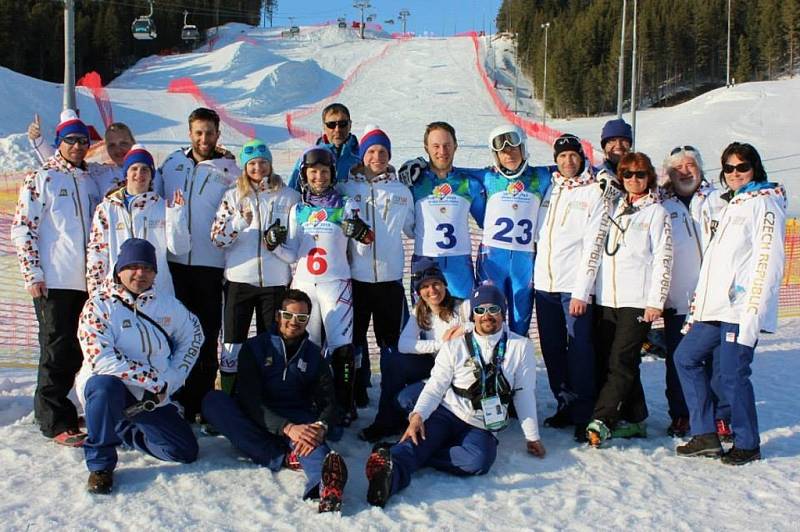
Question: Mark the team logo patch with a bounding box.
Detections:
[59,188,69,197]
[116,222,125,230]
[175,164,184,171]
[297,358,307,373]
[433,183,452,199]
[354,195,361,202]
[122,319,131,328]
[159,317,171,327]
[264,356,273,367]
[507,181,525,195]
[309,209,328,225]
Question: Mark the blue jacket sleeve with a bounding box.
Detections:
[467,173,487,229]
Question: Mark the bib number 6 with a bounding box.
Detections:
[435,223,457,249]
[306,247,328,275]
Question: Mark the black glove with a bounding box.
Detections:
[122,389,161,419]
[398,157,428,186]
[263,219,288,250]
[342,213,374,244]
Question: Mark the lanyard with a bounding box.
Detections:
[468,332,507,398]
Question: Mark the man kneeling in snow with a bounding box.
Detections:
[75,238,204,494]
[364,284,546,508]
[201,289,348,513]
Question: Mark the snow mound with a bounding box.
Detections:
[239,60,342,115]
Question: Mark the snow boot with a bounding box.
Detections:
[586,419,611,448]
[359,422,405,443]
[53,429,87,447]
[543,407,572,429]
[676,433,722,458]
[331,345,357,426]
[721,446,761,466]
[611,421,647,439]
[87,469,114,495]
[573,423,589,443]
[716,419,733,443]
[319,451,348,513]
[366,445,393,507]
[667,417,690,437]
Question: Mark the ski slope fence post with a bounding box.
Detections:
[77,71,114,129]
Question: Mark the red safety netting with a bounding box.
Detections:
[167,77,256,139]
[77,71,114,129]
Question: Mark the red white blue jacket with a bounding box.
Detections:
[75,279,204,407]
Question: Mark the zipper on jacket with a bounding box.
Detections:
[142,215,148,241]
[545,188,563,291]
[253,190,264,288]
[696,217,729,318]
[198,173,211,195]
[681,202,702,261]
[279,338,306,381]
[370,185,378,283]
[135,322,148,362]
[186,164,199,265]
[71,176,87,246]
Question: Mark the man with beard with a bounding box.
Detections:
[660,146,728,438]
[363,284,545,508]
[154,107,240,422]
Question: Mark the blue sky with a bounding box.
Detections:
[267,0,504,36]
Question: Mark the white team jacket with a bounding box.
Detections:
[338,166,415,283]
[398,299,472,354]
[413,326,540,441]
[155,148,239,268]
[575,191,674,309]
[75,279,204,407]
[210,179,300,287]
[685,182,786,347]
[661,182,726,314]
[534,168,605,294]
[11,154,100,291]
[87,189,190,297]
[30,139,123,194]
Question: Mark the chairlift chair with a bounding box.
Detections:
[181,11,199,41]
[131,1,157,40]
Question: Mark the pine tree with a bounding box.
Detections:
[757,0,783,79]
[784,0,800,76]
[734,34,754,83]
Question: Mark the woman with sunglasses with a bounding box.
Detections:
[87,144,189,298]
[475,125,550,336]
[273,146,375,426]
[574,152,674,447]
[659,146,729,439]
[359,259,471,442]
[210,139,300,393]
[674,143,786,465]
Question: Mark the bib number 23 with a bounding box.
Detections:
[493,217,532,245]
[306,247,328,275]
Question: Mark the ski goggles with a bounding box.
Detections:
[491,131,524,152]
[61,135,90,146]
[670,145,698,156]
[243,143,268,156]
[324,119,351,130]
[722,162,752,174]
[278,310,310,324]
[473,304,502,316]
[303,148,335,167]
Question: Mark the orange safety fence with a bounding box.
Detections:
[77,71,114,129]
[166,77,256,139]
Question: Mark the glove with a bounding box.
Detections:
[341,213,374,244]
[263,219,288,250]
[398,157,428,186]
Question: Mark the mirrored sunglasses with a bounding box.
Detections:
[279,310,310,323]
[62,136,90,146]
[473,304,502,315]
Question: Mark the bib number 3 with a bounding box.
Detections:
[435,223,457,249]
[306,247,328,275]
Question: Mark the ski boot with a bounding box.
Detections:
[586,419,611,448]
[611,421,647,439]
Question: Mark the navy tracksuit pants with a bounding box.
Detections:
[370,348,435,429]
[202,390,331,498]
[83,375,198,472]
[476,246,535,336]
[389,406,497,495]
[675,321,759,450]
[534,290,595,424]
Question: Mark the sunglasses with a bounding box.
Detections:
[324,119,351,130]
[670,145,697,156]
[279,310,310,323]
[473,304,502,315]
[621,170,649,180]
[491,131,523,152]
[62,136,90,146]
[722,162,752,174]
[243,143,268,155]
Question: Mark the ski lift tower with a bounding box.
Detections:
[398,9,410,35]
[353,2,371,40]
[63,0,75,110]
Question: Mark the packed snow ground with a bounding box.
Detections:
[2,320,800,529]
[1,21,799,530]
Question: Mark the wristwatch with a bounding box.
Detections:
[314,420,328,433]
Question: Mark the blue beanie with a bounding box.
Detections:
[115,238,157,275]
[358,127,391,161]
[411,257,447,294]
[239,138,273,167]
[122,144,155,179]
[470,283,506,315]
[600,119,632,148]
[55,109,91,146]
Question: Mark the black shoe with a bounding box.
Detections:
[359,422,405,443]
[543,408,572,428]
[319,451,348,513]
[87,469,114,495]
[366,446,393,507]
[667,417,690,438]
[355,385,370,408]
[676,433,722,458]
[573,423,588,443]
[721,446,761,466]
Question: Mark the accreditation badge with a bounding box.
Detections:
[481,395,508,431]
